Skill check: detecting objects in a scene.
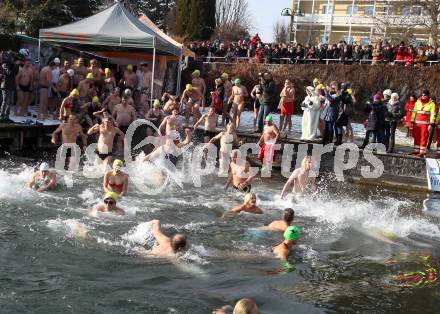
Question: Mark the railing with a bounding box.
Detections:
[201,56,440,66]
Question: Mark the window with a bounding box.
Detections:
[320,35,329,44]
[343,36,354,44]
[403,6,422,16]
[322,4,333,14]
[360,37,370,45]
[346,5,358,15]
[380,5,393,15]
[364,5,374,16]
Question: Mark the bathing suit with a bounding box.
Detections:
[39,85,49,90]
[281,101,295,116]
[165,153,178,166]
[188,98,200,106]
[95,149,112,160]
[258,143,277,162]
[119,125,129,134]
[65,147,72,158]
[233,184,251,193]
[19,84,31,93]
[64,102,73,109]
[204,130,217,139]
[109,182,124,192]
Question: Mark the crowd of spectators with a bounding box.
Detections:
[187,34,440,66]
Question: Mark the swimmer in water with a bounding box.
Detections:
[103,159,129,197]
[262,208,295,232]
[222,192,263,217]
[280,155,317,198]
[272,225,301,262]
[95,192,125,216]
[26,162,57,192]
[224,149,255,193]
[145,219,187,256]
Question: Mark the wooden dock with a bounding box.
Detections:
[0,122,58,152]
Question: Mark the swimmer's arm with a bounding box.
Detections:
[224,168,233,190]
[121,176,128,196]
[208,132,222,144]
[158,117,168,133]
[102,172,110,193]
[102,95,110,108]
[192,115,205,130]
[115,127,125,140]
[151,220,170,245]
[26,172,37,189]
[273,125,280,142]
[115,206,125,216]
[87,124,99,135]
[256,133,264,146]
[201,79,206,96]
[51,125,63,144]
[310,177,317,192]
[78,127,88,149]
[222,204,243,218]
[254,206,264,214]
[280,175,295,199]
[227,91,233,104]
[39,173,57,192]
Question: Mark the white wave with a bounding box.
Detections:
[46,218,90,238]
[121,221,155,247]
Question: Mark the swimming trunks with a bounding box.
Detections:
[119,125,129,134]
[19,84,31,93]
[281,101,295,116]
[233,184,251,193]
[204,130,217,139]
[95,149,112,160]
[258,143,277,162]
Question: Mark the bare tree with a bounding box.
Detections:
[412,0,440,45]
[215,0,252,41]
[273,20,288,43]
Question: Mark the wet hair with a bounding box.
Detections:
[301,155,312,168]
[283,208,295,224]
[244,192,256,205]
[233,298,257,314]
[171,234,187,252]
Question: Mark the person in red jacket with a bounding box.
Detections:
[411,89,436,157]
[403,95,416,136]
[405,47,416,66]
[394,42,407,65]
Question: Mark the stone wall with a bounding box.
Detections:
[193,63,440,116]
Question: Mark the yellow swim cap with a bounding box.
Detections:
[104,191,119,201]
[153,99,161,106]
[192,69,200,76]
[221,72,228,80]
[92,96,99,103]
[313,78,320,84]
[113,159,124,168]
[186,84,192,91]
[70,88,79,97]
[86,73,94,79]
[316,83,324,90]
[127,64,133,71]
[347,88,353,95]
[104,68,110,74]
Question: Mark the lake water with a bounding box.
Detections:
[0,151,439,313]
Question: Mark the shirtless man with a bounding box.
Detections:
[15,59,34,116]
[162,93,179,114]
[143,128,193,163]
[224,149,255,192]
[60,59,71,75]
[26,162,57,192]
[112,97,136,134]
[103,68,116,96]
[145,219,187,256]
[279,79,295,133]
[257,115,279,162]
[49,58,61,116]
[51,114,88,168]
[102,87,121,114]
[103,159,128,197]
[88,59,102,81]
[123,64,137,92]
[139,63,152,115]
[59,88,81,121]
[191,70,206,99]
[78,73,94,103]
[209,123,239,175]
[193,106,217,143]
[264,208,295,232]
[74,58,88,85]
[159,108,181,136]
[57,69,74,100]
[228,78,248,129]
[145,100,165,137]
[95,192,125,216]
[181,84,204,127]
[280,155,317,198]
[38,62,54,120]
[87,118,125,166]
[222,192,263,217]
[272,225,301,262]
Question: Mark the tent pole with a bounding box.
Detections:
[176,51,183,96]
[37,39,41,63]
[150,43,156,108]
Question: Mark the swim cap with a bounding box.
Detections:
[54,57,61,64]
[192,69,200,76]
[153,99,161,107]
[127,64,133,71]
[104,192,119,201]
[67,69,74,77]
[221,72,228,80]
[383,89,392,97]
[113,159,124,168]
[104,68,110,74]
[39,162,49,171]
[265,114,273,123]
[186,84,192,91]
[316,83,324,90]
[234,78,241,84]
[284,225,301,241]
[124,89,132,96]
[92,96,99,103]
[86,73,94,79]
[70,88,79,97]
[313,78,320,84]
[347,88,353,95]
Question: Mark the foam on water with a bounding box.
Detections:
[46,218,91,238]
[0,166,35,200]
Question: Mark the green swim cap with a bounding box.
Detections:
[234,78,241,84]
[104,192,119,201]
[284,225,301,241]
[265,114,273,123]
[113,159,124,168]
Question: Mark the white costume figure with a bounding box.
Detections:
[301,86,321,140]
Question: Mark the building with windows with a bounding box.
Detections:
[289,0,433,45]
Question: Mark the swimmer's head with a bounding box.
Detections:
[104,67,110,75]
[39,162,50,176]
[226,122,235,132]
[220,72,228,81]
[244,192,256,206]
[230,149,239,161]
[172,108,179,116]
[301,155,313,171]
[171,233,187,252]
[185,84,192,91]
[153,99,161,107]
[215,78,222,87]
[70,88,79,97]
[313,78,320,86]
[284,225,301,243]
[86,73,94,80]
[233,298,258,314]
[113,159,124,171]
[124,89,132,97]
[192,69,200,77]
[283,208,295,224]
[265,114,273,124]
[67,69,75,77]
[126,64,133,71]
[104,192,119,206]
[234,78,241,85]
[92,96,99,103]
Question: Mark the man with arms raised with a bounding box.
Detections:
[87,117,125,166]
[51,114,87,168]
[145,219,187,256]
[181,84,204,126]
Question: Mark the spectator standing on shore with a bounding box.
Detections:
[279,79,295,134]
[385,93,404,153]
[257,73,275,133]
[360,94,388,148]
[411,89,436,157]
[403,95,416,136]
[321,82,341,145]
[250,82,263,131]
[300,86,320,140]
[0,53,17,123]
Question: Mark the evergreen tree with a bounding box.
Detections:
[124,0,176,30]
[175,0,192,37]
[187,0,216,40]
